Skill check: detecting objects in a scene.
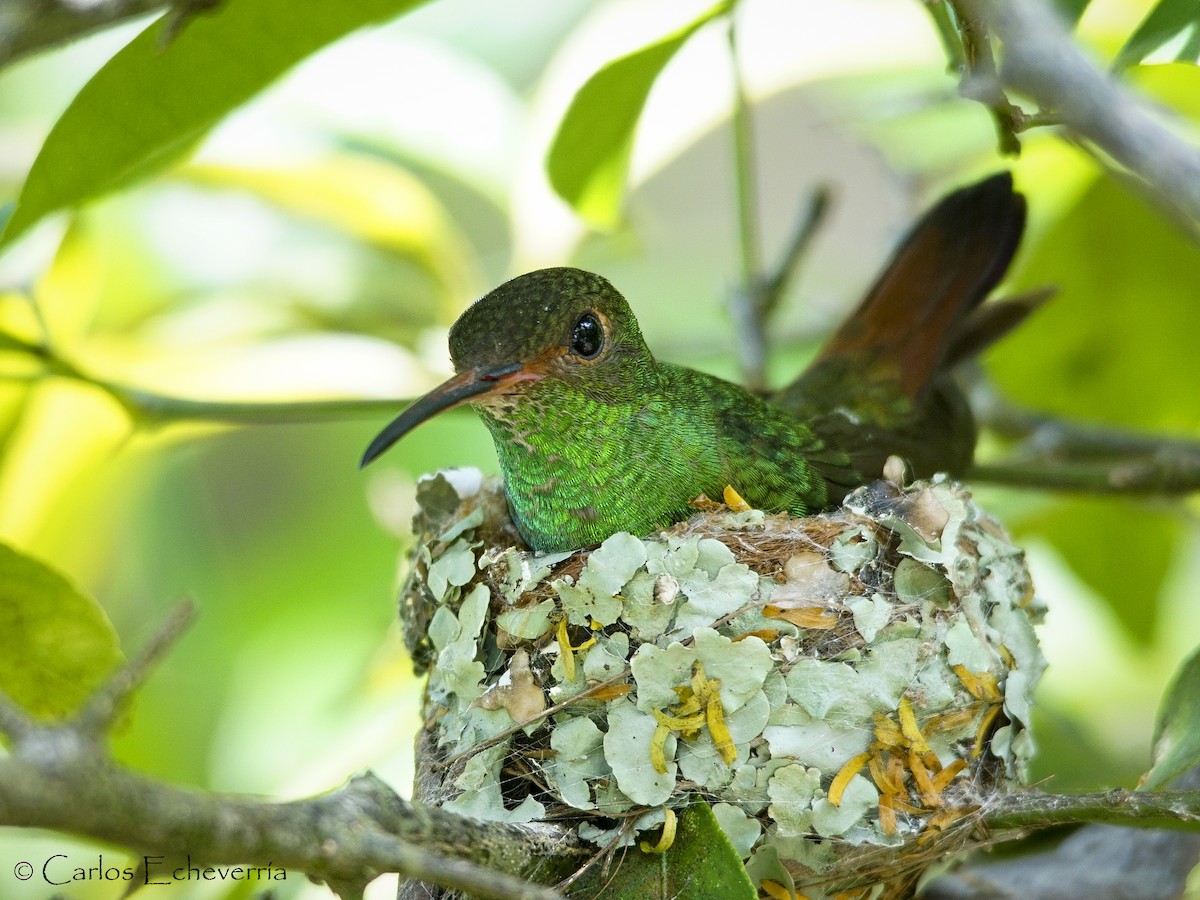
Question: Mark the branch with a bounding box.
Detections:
[944,0,1025,155]
[983,789,1200,831]
[0,0,167,71]
[962,0,1200,225]
[0,607,580,900]
[969,386,1200,495]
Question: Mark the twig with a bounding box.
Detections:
[967,383,1200,495]
[963,0,1200,225]
[0,0,168,72]
[946,0,1025,155]
[76,600,195,734]
[726,14,768,392]
[983,789,1200,831]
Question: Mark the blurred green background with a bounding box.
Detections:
[2,0,1199,897]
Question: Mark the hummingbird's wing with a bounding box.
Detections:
[773,172,1037,486]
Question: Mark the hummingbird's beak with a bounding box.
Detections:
[360,362,533,468]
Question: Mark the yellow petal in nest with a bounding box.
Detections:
[556,618,577,682]
[705,680,737,764]
[764,605,840,629]
[868,748,903,795]
[652,707,707,735]
[639,807,678,854]
[877,793,899,836]
[650,722,672,774]
[588,683,631,702]
[723,484,751,512]
[898,695,931,754]
[953,664,1002,702]
[972,703,1005,757]
[732,628,780,643]
[828,751,871,806]
[932,758,968,792]
[908,748,941,808]
[761,879,798,900]
[872,712,906,749]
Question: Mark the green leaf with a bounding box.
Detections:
[1142,645,1200,789]
[0,543,123,720]
[0,0,428,250]
[574,802,756,899]
[1015,498,1179,645]
[1113,0,1200,70]
[546,0,732,229]
[990,176,1200,432]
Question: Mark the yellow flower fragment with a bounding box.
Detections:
[932,759,968,792]
[829,751,871,807]
[877,793,898,836]
[952,664,1002,703]
[872,711,906,750]
[639,807,678,854]
[723,484,751,512]
[650,722,672,774]
[760,879,795,900]
[868,747,903,795]
[588,683,631,702]
[556,617,596,682]
[908,749,941,808]
[652,707,706,737]
[732,628,780,643]
[898,695,931,754]
[972,703,1004,758]
[705,680,737,764]
[764,605,841,630]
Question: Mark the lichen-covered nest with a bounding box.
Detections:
[399,470,1045,898]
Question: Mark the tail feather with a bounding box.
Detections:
[775,172,1034,487]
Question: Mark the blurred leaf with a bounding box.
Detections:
[1113,0,1200,70]
[0,0,429,250]
[1130,62,1200,120]
[1143,644,1200,789]
[35,220,104,350]
[990,176,1200,432]
[0,542,122,720]
[183,153,478,302]
[577,802,755,899]
[1016,498,1179,645]
[546,0,732,229]
[1053,0,1093,25]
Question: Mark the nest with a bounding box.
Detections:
[398,469,1045,898]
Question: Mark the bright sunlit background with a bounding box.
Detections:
[2,0,1199,896]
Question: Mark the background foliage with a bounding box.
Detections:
[2,0,1200,896]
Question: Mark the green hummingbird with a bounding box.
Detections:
[362,172,1037,553]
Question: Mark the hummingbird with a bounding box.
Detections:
[362,173,1037,553]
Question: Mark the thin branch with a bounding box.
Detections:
[0,0,168,71]
[726,14,768,393]
[946,0,1025,154]
[76,600,195,734]
[968,384,1200,495]
[962,0,1200,226]
[983,789,1200,831]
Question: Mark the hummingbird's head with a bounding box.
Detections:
[361,267,654,467]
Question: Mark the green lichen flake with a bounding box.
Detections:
[398,469,1047,897]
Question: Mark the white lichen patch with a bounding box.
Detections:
[398,471,1046,896]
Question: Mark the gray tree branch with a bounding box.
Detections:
[0,606,579,900]
[0,0,167,70]
[962,0,1200,226]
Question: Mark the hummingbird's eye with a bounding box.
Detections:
[570,312,604,359]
